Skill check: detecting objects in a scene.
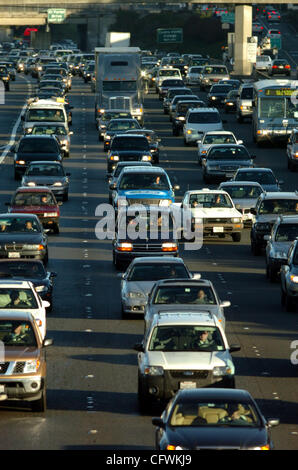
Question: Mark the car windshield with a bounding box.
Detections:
[275,224,298,242]
[188,112,220,124]
[0,261,46,279]
[32,126,67,136]
[235,171,275,184]
[189,193,232,208]
[119,173,170,190]
[108,120,140,131]
[18,138,58,153]
[159,70,180,77]
[0,288,38,309]
[0,217,40,233]
[190,67,203,73]
[210,85,233,93]
[149,326,224,352]
[259,199,298,215]
[241,88,253,99]
[13,192,55,206]
[162,80,184,87]
[111,137,149,151]
[0,320,37,347]
[26,164,64,176]
[27,109,64,122]
[203,134,236,145]
[169,401,260,427]
[222,185,262,199]
[102,81,136,92]
[208,147,249,160]
[204,66,227,74]
[153,286,216,304]
[127,264,189,281]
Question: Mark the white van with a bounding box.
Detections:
[183,108,224,145]
[22,99,68,134]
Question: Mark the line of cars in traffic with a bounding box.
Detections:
[91,48,284,449]
[0,42,80,412]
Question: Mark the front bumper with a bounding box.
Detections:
[121,298,146,315]
[140,372,235,401]
[0,248,47,261]
[194,221,243,236]
[0,376,43,401]
[115,249,178,265]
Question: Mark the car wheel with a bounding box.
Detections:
[232,233,241,242]
[31,389,46,412]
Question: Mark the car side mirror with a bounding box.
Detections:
[133,342,144,352]
[229,344,241,353]
[222,120,227,124]
[192,273,201,280]
[43,338,53,347]
[220,300,231,308]
[66,172,71,176]
[267,418,280,427]
[109,183,117,190]
[251,155,256,159]
[263,235,270,241]
[21,115,24,121]
[237,140,243,145]
[5,202,10,206]
[42,300,50,309]
[278,180,284,185]
[235,204,241,210]
[58,201,63,206]
[50,271,57,277]
[152,417,165,428]
[69,131,73,135]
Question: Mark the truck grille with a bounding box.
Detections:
[203,218,232,224]
[109,96,131,110]
[0,362,9,374]
[127,199,160,206]
[170,370,209,379]
[13,362,26,374]
[5,244,24,251]
[132,243,163,252]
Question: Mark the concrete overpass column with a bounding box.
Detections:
[87,17,100,51]
[234,4,253,76]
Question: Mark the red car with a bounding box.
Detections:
[7,187,61,234]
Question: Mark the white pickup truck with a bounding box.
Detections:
[181,188,244,242]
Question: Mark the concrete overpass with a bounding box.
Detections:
[0,1,296,75]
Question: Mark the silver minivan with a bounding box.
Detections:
[236,83,254,123]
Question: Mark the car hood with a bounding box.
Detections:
[0,233,43,244]
[10,205,59,214]
[117,190,172,199]
[229,198,258,210]
[148,304,221,316]
[3,347,40,361]
[16,152,61,162]
[163,426,268,449]
[259,184,279,192]
[270,241,292,253]
[22,176,67,185]
[207,159,253,167]
[122,280,155,296]
[146,351,230,369]
[191,207,242,218]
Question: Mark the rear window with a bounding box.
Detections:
[188,112,220,124]
[240,88,253,99]
[18,138,59,154]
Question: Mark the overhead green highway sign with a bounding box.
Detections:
[157,28,183,44]
[47,9,66,24]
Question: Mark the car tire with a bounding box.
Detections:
[31,389,46,412]
[232,233,241,242]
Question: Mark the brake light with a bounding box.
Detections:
[272,65,278,69]
[285,65,291,69]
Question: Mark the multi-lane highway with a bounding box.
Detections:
[0,25,298,451]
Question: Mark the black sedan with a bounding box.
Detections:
[152,388,279,450]
[207,84,234,107]
[12,135,63,180]
[0,213,49,264]
[269,59,291,76]
[0,259,56,310]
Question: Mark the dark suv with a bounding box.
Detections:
[250,192,298,255]
[107,134,153,174]
[12,135,63,180]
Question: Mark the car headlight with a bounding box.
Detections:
[232,218,241,223]
[144,366,164,376]
[210,96,216,100]
[167,445,189,450]
[35,285,47,293]
[141,155,152,161]
[117,242,133,252]
[290,275,298,283]
[24,360,40,373]
[249,445,270,451]
[53,182,63,186]
[27,181,36,186]
[23,244,45,250]
[15,160,26,165]
[159,199,172,207]
[105,135,111,140]
[162,242,178,252]
[109,155,119,161]
[273,250,287,259]
[60,139,68,145]
[44,212,58,217]
[177,116,185,121]
[213,366,232,376]
[126,291,146,299]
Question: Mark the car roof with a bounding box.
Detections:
[20,134,56,140]
[187,188,230,195]
[236,167,272,172]
[219,181,263,188]
[188,107,219,113]
[0,280,32,287]
[0,213,39,219]
[153,278,212,287]
[116,134,147,139]
[204,130,235,135]
[121,166,167,174]
[129,256,186,265]
[260,192,298,200]
[14,186,54,194]
[27,161,62,166]
[276,215,298,224]
[152,311,218,327]
[0,311,34,322]
[176,388,252,402]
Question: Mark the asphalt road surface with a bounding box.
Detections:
[0,33,297,450]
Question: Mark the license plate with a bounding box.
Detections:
[180,381,196,389]
[8,252,20,258]
[0,385,5,393]
[213,227,224,233]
